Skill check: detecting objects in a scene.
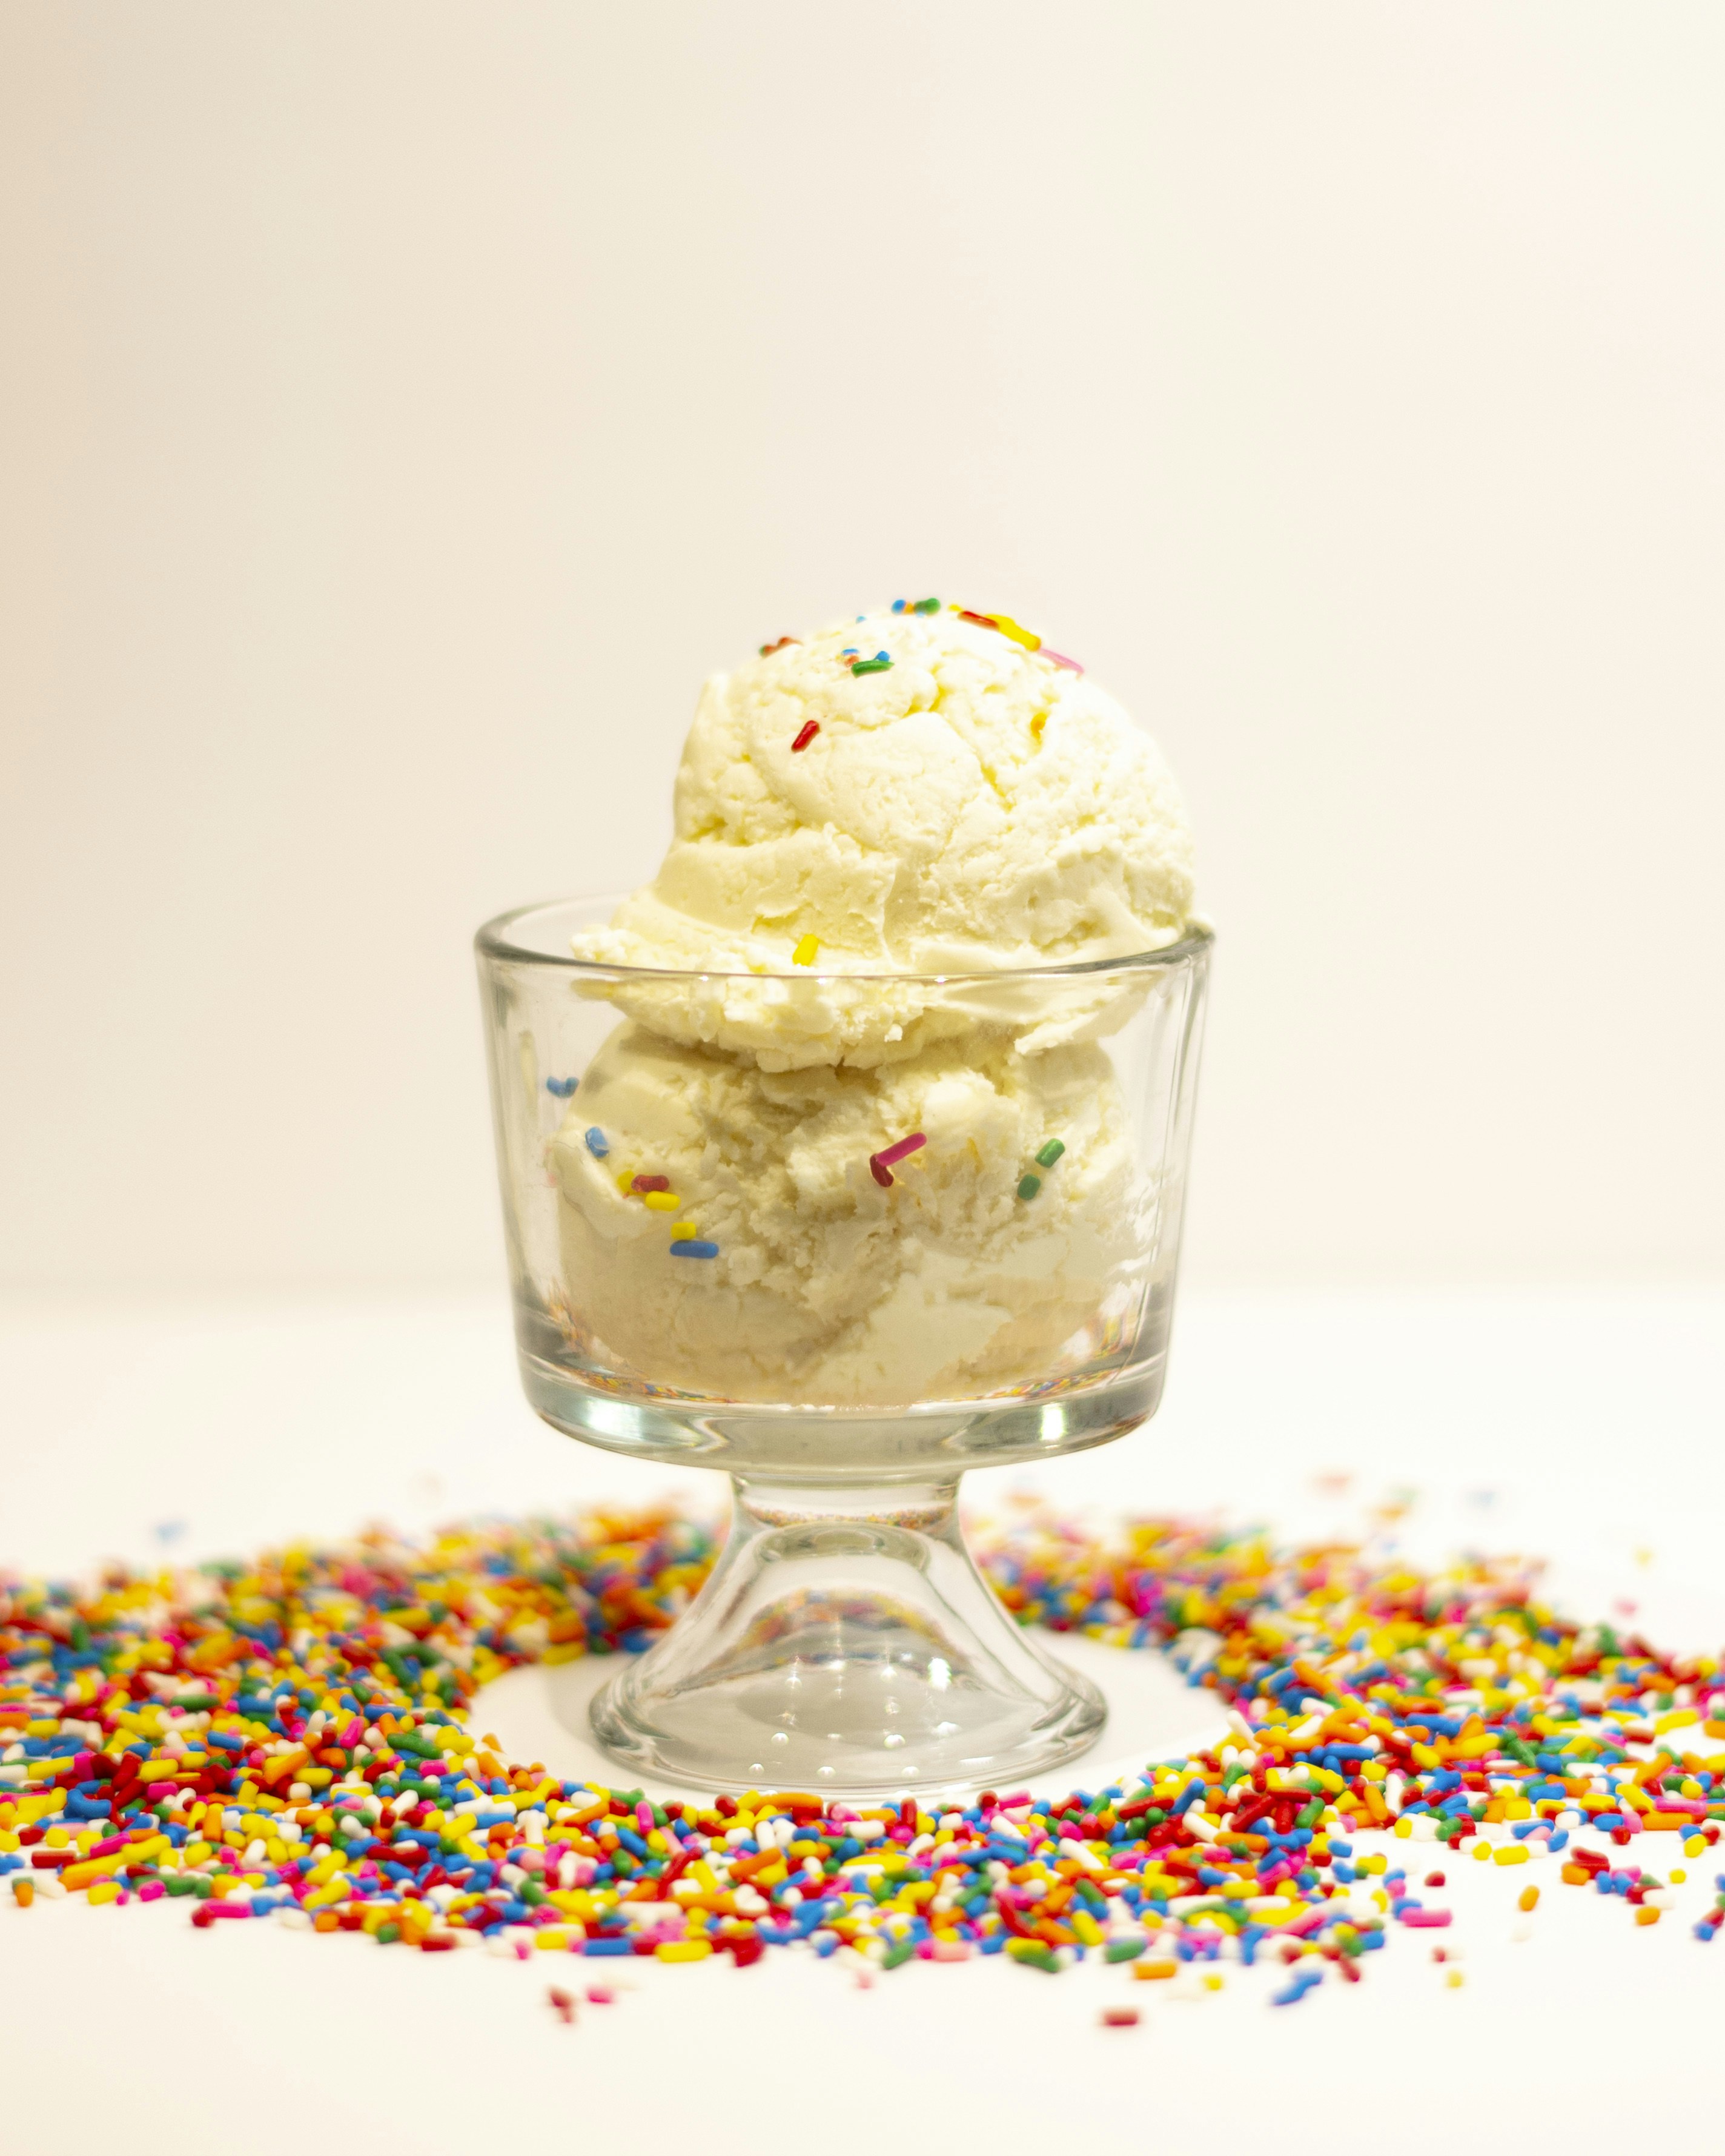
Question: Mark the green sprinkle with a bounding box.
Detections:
[1105,1937,1147,1963]
[1006,1941,1062,1973]
[376,1922,401,1944]
[881,1939,916,1970]
[1017,1173,1042,1201]
[1035,1139,1065,1169]
[851,657,893,677]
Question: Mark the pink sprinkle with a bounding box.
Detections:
[90,1835,125,1860]
[876,1132,926,1169]
[139,1880,165,1902]
[869,1155,894,1188]
[147,1781,176,1800]
[1402,1908,1452,1928]
[1041,648,1084,674]
[586,1986,616,2005]
[635,1801,654,1834]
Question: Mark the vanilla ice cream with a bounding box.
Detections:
[572,604,1194,1069]
[549,602,1199,1407]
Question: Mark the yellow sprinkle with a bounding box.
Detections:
[670,1220,698,1240]
[1446,1968,1465,1987]
[792,934,819,967]
[1672,1868,1688,1883]
[86,1879,121,1906]
[1494,1843,1529,1866]
[643,1191,680,1212]
[655,1939,713,1962]
[616,1170,637,1195]
[1471,1840,1492,1861]
[990,612,1041,650]
[1518,1885,1540,1913]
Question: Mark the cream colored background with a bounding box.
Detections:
[2,3,1722,1295]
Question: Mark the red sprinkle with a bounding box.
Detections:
[631,1175,670,1194]
[790,720,819,753]
[869,1156,894,1189]
[1101,2007,1141,2027]
[876,1133,926,1169]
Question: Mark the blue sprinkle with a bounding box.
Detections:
[1270,1969,1324,2007]
[583,1937,635,1957]
[669,1240,720,1259]
[546,1076,578,1098]
[583,1126,608,1157]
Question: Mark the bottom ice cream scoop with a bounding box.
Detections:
[547,1020,1148,1407]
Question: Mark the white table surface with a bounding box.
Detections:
[4,1285,1723,2154]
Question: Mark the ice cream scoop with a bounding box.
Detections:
[581,604,1193,971]
[549,1019,1141,1405]
[572,603,1197,1068]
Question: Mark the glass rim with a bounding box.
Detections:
[475,893,1214,985]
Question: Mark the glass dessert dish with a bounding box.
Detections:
[477,893,1210,1798]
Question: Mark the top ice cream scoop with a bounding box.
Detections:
[573,604,1196,995]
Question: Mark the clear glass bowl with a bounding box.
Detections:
[476,894,1210,1797]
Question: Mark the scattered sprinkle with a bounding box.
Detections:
[615,1169,637,1195]
[642,1192,680,1214]
[891,598,941,614]
[759,637,800,656]
[790,721,820,753]
[631,1174,670,1195]
[546,1076,579,1099]
[4,1506,1720,2002]
[668,1240,720,1259]
[1101,2006,1140,2028]
[1018,1173,1042,1201]
[670,1220,699,1240]
[792,934,819,967]
[1035,1139,1065,1169]
[583,1128,608,1159]
[850,652,893,678]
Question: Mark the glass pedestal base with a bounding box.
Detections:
[584,1477,1105,1799]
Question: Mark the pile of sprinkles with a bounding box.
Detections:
[7,1508,1725,2000]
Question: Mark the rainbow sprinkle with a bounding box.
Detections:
[952,605,1084,676]
[869,1131,926,1189]
[841,648,893,678]
[891,598,941,615]
[790,721,819,753]
[4,1509,1723,1992]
